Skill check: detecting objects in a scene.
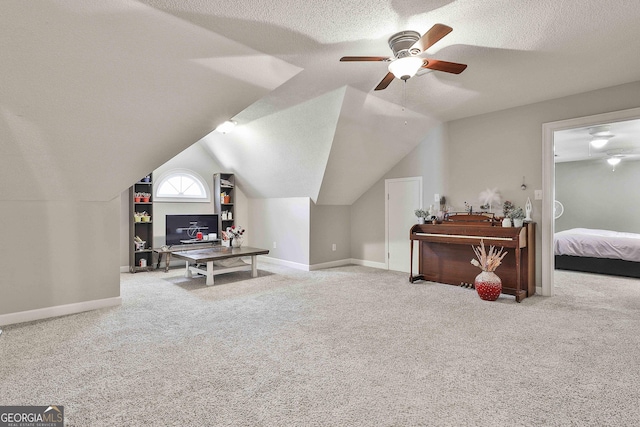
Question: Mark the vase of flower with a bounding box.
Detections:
[471,240,507,301]
[474,270,502,301]
[224,225,245,248]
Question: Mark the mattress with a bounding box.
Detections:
[554,228,640,262]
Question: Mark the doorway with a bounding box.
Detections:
[385,177,422,273]
[542,107,640,296]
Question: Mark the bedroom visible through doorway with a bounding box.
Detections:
[542,107,640,295]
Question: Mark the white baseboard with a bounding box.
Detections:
[261,256,387,272]
[309,259,353,271]
[120,265,129,273]
[260,256,310,271]
[0,296,122,327]
[350,258,387,270]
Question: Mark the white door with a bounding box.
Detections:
[386,177,422,273]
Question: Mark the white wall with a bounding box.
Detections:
[350,125,448,264]
[1,199,120,317]
[310,203,351,265]
[248,198,310,266]
[555,159,640,233]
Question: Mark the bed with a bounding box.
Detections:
[554,228,640,278]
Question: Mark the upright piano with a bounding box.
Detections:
[410,216,535,302]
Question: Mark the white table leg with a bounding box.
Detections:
[205,260,214,286]
[251,255,258,278]
[185,261,192,278]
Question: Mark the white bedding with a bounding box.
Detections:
[554,228,640,262]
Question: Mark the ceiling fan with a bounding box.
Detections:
[340,23,467,91]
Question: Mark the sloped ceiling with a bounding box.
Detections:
[0,0,300,201]
[4,1,640,205]
[199,88,345,202]
[200,86,440,205]
[315,87,440,205]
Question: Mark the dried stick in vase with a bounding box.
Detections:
[470,239,507,272]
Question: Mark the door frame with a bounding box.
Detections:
[541,106,640,296]
[385,176,423,270]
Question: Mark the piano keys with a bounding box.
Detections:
[409,221,536,302]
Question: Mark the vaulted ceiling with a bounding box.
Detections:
[4,1,640,204]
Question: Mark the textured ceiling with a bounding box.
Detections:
[141,0,640,121]
[4,1,640,204]
[141,0,640,204]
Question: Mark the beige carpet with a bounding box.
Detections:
[1,264,639,426]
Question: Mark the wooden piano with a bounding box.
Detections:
[409,215,535,302]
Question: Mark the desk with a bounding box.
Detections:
[171,246,270,286]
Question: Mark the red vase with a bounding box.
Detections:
[474,271,502,301]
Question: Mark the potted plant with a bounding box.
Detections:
[509,207,525,227]
[224,225,245,247]
[502,201,514,227]
[414,209,428,224]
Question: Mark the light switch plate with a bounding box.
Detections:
[534,190,542,200]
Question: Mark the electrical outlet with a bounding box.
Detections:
[273,241,277,249]
[534,190,542,200]
[434,193,440,203]
[332,243,337,251]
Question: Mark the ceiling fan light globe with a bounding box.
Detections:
[607,157,621,166]
[388,56,424,80]
[590,138,609,148]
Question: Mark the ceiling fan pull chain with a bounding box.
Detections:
[403,80,408,125]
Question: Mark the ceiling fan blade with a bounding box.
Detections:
[411,23,453,53]
[422,59,467,74]
[374,72,395,91]
[340,56,390,62]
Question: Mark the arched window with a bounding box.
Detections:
[155,170,209,202]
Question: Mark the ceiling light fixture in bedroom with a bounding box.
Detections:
[588,125,614,150]
[607,156,622,171]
